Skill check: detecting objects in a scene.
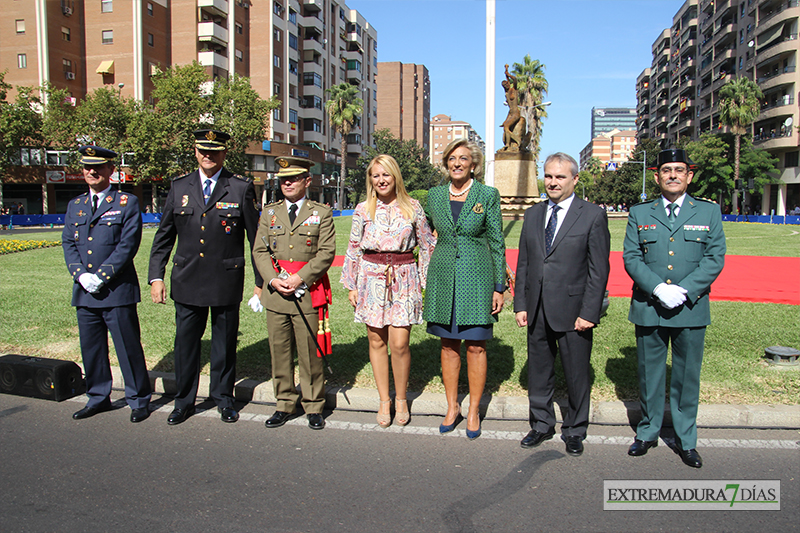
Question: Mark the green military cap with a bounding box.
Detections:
[276,156,313,178]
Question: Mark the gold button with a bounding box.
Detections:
[200,253,204,257]
[200,239,205,244]
[90,224,95,228]
[643,239,648,243]
[290,231,294,236]
[289,258,294,263]
[181,210,185,215]
[666,279,672,284]
[88,250,92,254]
[227,213,231,217]
[88,237,93,241]
[201,226,205,231]
[307,231,311,235]
[289,245,294,249]
[697,238,701,241]
[88,263,93,268]
[668,265,673,270]
[670,237,674,242]
[107,222,111,225]
[202,213,206,218]
[669,251,674,256]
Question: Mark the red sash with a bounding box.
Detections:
[277,260,332,357]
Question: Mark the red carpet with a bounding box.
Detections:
[333,252,799,305]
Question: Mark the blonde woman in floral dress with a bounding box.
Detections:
[341,155,436,427]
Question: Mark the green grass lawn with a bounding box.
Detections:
[1,220,798,405]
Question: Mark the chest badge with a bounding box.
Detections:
[472,203,484,214]
[182,195,189,207]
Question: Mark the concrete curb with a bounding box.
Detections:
[104,365,800,430]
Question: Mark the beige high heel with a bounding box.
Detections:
[377,400,392,428]
[395,398,410,426]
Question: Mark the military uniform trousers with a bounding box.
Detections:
[266,308,325,415]
[77,304,151,409]
[635,325,706,450]
[173,302,239,410]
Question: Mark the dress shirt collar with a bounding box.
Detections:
[548,193,575,213]
[287,196,306,214]
[662,193,687,213]
[90,185,112,204]
[199,166,223,184]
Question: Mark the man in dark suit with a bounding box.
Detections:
[149,130,262,425]
[514,152,610,456]
[62,145,152,423]
[253,156,335,431]
[623,149,725,468]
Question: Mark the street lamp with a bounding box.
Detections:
[627,150,649,202]
[117,82,124,98]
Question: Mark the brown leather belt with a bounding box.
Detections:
[361,251,416,265]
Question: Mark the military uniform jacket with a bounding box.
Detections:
[62,190,142,308]
[148,168,262,307]
[423,181,506,325]
[253,199,336,315]
[622,195,726,328]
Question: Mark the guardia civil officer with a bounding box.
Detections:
[622,149,726,468]
[148,130,262,425]
[253,156,335,430]
[62,145,152,422]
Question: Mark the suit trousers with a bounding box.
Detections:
[77,305,151,409]
[527,301,593,438]
[266,309,325,415]
[635,325,706,450]
[173,301,239,409]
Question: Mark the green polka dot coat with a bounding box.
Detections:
[423,181,506,325]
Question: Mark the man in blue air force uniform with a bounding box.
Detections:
[623,149,725,468]
[62,145,152,423]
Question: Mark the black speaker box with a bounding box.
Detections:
[0,354,85,401]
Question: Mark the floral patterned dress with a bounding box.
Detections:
[341,198,436,327]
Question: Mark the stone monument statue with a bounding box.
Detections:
[500,64,532,152]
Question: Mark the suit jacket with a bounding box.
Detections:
[623,195,725,328]
[62,189,142,308]
[514,197,610,332]
[148,168,262,307]
[423,181,506,325]
[253,198,336,315]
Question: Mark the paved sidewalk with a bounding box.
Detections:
[103,365,800,430]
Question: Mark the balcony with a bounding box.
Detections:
[302,14,323,37]
[198,0,228,18]
[303,59,323,76]
[756,34,799,62]
[302,0,323,12]
[198,50,228,70]
[756,0,799,29]
[753,123,794,149]
[302,129,325,145]
[759,95,795,120]
[198,21,228,46]
[712,48,735,68]
[303,37,323,59]
[347,67,362,84]
[712,73,732,90]
[758,65,796,90]
[299,105,323,122]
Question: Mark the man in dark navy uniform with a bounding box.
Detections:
[62,145,152,423]
[148,130,262,425]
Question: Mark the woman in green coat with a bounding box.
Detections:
[424,139,506,440]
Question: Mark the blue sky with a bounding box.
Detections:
[350,0,685,163]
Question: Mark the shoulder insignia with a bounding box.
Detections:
[172,172,192,182]
[265,200,284,207]
[232,174,252,183]
[695,197,718,204]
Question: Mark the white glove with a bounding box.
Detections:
[248,294,263,313]
[78,273,103,294]
[653,283,688,309]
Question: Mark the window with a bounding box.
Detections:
[302,95,322,109]
[274,2,283,16]
[346,59,361,72]
[147,2,153,16]
[148,33,154,46]
[289,109,298,124]
[273,55,281,68]
[273,82,281,96]
[102,30,113,44]
[15,19,25,34]
[273,108,282,121]
[235,49,243,62]
[62,26,71,41]
[236,22,243,35]
[288,9,296,24]
[786,151,799,168]
[63,59,72,71]
[339,7,346,21]
[101,0,113,13]
[274,28,281,41]
[303,72,322,87]
[288,84,296,98]
[46,150,70,166]
[17,54,27,69]
[289,59,298,75]
[304,119,322,132]
[289,33,298,50]
[373,89,377,101]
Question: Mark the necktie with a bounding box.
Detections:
[667,203,677,225]
[289,204,298,224]
[203,179,212,205]
[545,204,560,254]
[91,195,98,215]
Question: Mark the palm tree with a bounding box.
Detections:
[511,55,548,158]
[325,83,363,208]
[719,76,762,214]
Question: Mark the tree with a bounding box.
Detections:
[325,83,363,208]
[593,139,660,207]
[511,55,548,158]
[349,129,442,204]
[684,133,733,206]
[719,76,762,214]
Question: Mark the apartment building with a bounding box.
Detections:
[0,0,378,212]
[637,0,798,215]
[429,113,484,168]
[579,129,638,170]
[590,107,637,138]
[376,62,430,153]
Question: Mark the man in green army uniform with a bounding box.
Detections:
[622,149,726,468]
[253,156,335,431]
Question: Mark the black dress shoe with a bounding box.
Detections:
[564,435,584,456]
[678,448,703,468]
[520,428,555,449]
[130,407,150,423]
[628,439,658,456]
[307,413,325,430]
[265,411,291,428]
[73,399,112,420]
[218,407,239,423]
[167,405,195,425]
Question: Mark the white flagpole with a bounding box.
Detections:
[485,0,496,186]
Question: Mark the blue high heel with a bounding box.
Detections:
[466,426,482,440]
[439,413,463,434]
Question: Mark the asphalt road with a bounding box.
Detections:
[1,392,798,533]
